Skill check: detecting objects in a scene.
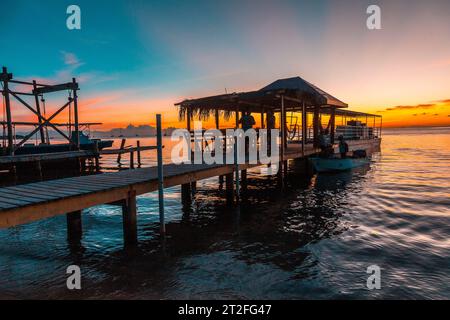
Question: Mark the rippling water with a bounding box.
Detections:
[0,127,449,299]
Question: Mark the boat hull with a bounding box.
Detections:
[310,157,369,173]
[12,140,113,156]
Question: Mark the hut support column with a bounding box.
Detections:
[67,210,82,242]
[279,95,286,178]
[122,190,137,246]
[302,102,307,156]
[215,109,224,185]
[182,107,193,204]
[330,107,336,144]
[313,106,320,148]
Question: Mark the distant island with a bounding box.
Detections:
[91,124,178,138]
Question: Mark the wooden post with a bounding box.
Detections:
[156,114,165,235]
[241,169,247,192]
[67,210,82,242]
[215,109,219,129]
[215,109,225,185]
[130,151,134,169]
[2,67,13,155]
[260,111,264,129]
[330,107,336,144]
[122,190,137,245]
[302,101,307,155]
[234,108,240,201]
[32,80,46,145]
[181,183,192,205]
[225,172,234,204]
[93,140,100,172]
[137,140,141,167]
[72,78,79,149]
[182,108,192,203]
[117,138,126,163]
[313,106,320,148]
[280,95,286,172]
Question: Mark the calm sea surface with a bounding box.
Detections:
[0,127,449,299]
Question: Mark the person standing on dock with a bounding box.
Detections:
[338,135,349,158]
[266,111,276,155]
[239,111,256,131]
[319,129,333,157]
[239,111,256,156]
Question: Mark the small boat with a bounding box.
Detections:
[310,157,369,173]
[10,132,113,156]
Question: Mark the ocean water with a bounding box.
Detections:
[0,127,449,299]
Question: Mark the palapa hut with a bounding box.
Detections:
[175,76,381,157]
[177,76,346,148]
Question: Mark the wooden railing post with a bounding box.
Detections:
[156,114,165,235]
[137,140,141,167]
[117,138,126,163]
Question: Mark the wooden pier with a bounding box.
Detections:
[0,138,380,241]
[0,75,382,246]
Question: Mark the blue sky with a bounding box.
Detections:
[1,0,450,127]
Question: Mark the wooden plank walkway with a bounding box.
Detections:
[0,162,237,228]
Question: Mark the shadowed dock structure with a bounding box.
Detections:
[0,76,381,246]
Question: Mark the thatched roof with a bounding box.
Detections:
[175,76,348,120]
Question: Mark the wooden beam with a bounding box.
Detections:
[33,82,78,95]
[33,80,46,144]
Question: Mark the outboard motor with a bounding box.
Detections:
[353,149,367,158]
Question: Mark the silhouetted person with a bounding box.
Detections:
[239,111,256,131]
[338,135,349,158]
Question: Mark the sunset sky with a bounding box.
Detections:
[1,0,450,129]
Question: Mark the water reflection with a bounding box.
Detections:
[1,129,450,299]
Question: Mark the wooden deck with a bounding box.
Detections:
[0,162,235,228]
[0,138,381,241]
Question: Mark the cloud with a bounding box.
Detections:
[61,51,83,68]
[379,103,437,112]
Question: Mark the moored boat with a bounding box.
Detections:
[310,157,369,173]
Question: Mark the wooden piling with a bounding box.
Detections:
[130,151,134,169]
[156,114,165,235]
[181,183,192,205]
[117,138,126,163]
[241,169,248,192]
[225,172,234,204]
[122,190,137,246]
[67,210,82,242]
